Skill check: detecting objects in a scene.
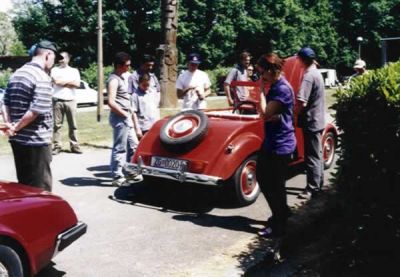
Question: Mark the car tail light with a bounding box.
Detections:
[188,160,208,173]
[136,154,151,166]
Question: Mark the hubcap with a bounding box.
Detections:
[166,114,200,139]
[0,263,9,277]
[324,136,334,164]
[241,161,257,196]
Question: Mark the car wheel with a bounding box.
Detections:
[0,245,24,277]
[160,110,209,153]
[323,132,336,169]
[233,155,260,206]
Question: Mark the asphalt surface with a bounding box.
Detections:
[1,148,334,277]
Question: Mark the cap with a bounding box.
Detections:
[298,47,316,60]
[187,53,202,64]
[36,40,63,60]
[353,59,366,69]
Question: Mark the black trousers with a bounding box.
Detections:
[10,141,52,191]
[256,151,291,234]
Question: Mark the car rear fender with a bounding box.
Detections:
[0,228,35,276]
[211,132,262,180]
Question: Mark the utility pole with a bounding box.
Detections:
[97,0,104,122]
[158,0,179,108]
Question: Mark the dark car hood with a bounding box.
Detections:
[0,181,53,201]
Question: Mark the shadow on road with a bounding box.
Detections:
[60,164,114,187]
[172,213,265,234]
[36,262,66,277]
[110,176,247,214]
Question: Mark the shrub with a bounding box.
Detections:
[205,66,230,94]
[329,61,400,275]
[0,68,13,88]
[81,63,114,89]
[333,61,400,198]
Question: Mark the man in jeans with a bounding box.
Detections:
[296,47,326,200]
[1,40,61,191]
[51,51,82,155]
[107,52,136,186]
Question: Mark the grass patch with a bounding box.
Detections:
[0,110,113,155]
[0,90,334,156]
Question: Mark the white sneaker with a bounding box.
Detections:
[112,177,126,187]
[126,174,143,184]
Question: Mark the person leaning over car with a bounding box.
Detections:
[176,53,211,110]
[224,51,252,107]
[51,51,82,155]
[107,52,135,187]
[295,47,326,201]
[256,53,296,238]
[1,40,62,191]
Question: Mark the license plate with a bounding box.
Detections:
[151,156,188,171]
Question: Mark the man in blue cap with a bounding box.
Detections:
[176,53,211,110]
[296,47,326,200]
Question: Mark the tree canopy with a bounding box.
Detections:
[10,0,400,73]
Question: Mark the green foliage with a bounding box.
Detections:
[10,0,400,72]
[205,67,231,94]
[9,41,27,56]
[333,61,400,198]
[80,63,114,89]
[0,68,12,88]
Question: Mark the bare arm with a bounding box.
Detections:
[4,109,39,136]
[258,88,282,122]
[203,86,211,98]
[177,86,195,99]
[107,79,130,118]
[1,104,10,123]
[131,112,143,139]
[224,83,234,106]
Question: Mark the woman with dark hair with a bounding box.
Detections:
[256,53,296,238]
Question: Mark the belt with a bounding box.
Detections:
[54,98,73,102]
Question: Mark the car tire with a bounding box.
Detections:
[323,131,336,169]
[160,110,209,153]
[233,154,260,206]
[0,245,24,277]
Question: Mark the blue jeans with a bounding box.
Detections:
[109,112,133,179]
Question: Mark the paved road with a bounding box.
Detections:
[1,149,334,277]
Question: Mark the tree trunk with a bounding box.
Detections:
[158,0,179,108]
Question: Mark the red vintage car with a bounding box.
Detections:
[0,181,87,277]
[126,56,337,206]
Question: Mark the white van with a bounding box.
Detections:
[318,69,338,88]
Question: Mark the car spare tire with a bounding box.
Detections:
[160,109,209,153]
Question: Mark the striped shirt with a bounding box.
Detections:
[3,63,53,146]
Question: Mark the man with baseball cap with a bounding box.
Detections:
[176,53,211,110]
[296,46,326,200]
[348,59,367,83]
[1,40,60,191]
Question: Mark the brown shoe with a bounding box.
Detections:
[71,145,83,154]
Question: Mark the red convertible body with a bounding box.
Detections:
[0,181,87,277]
[126,56,337,205]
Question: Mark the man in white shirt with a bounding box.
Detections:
[176,53,211,110]
[51,51,82,154]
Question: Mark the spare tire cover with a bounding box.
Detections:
[160,109,209,153]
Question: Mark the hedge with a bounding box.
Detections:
[333,61,400,198]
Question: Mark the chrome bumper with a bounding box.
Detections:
[54,221,87,257]
[125,160,222,186]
